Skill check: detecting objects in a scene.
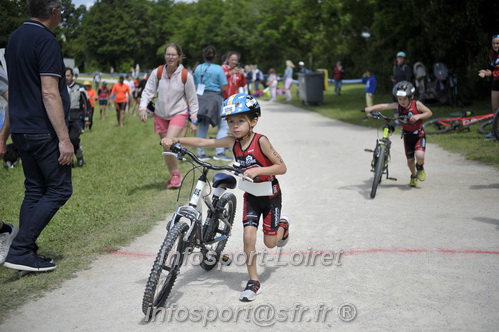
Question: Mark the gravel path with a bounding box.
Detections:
[2,100,498,331]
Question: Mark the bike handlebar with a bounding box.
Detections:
[164,143,253,182]
[360,109,409,124]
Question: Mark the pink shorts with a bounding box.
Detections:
[154,112,188,133]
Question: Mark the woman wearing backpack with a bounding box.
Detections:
[139,43,199,189]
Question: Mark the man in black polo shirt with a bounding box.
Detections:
[3,0,73,272]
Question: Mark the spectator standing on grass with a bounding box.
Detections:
[111,75,130,127]
[0,65,20,265]
[478,34,499,140]
[392,51,413,125]
[3,0,73,272]
[66,67,87,166]
[98,81,110,120]
[194,46,228,161]
[283,60,295,101]
[83,80,97,131]
[362,69,377,121]
[139,43,199,189]
[333,61,344,96]
[93,71,101,91]
[267,68,278,101]
[124,74,134,113]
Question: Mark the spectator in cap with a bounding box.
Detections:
[391,51,413,124]
[298,61,310,74]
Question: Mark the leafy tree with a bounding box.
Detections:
[0,0,29,48]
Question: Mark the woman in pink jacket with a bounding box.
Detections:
[139,43,199,189]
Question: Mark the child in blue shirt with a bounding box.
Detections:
[362,70,377,120]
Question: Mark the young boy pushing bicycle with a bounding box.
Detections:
[161,93,290,301]
[364,81,432,187]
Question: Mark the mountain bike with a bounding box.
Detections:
[423,111,494,134]
[361,110,400,198]
[142,143,251,317]
[477,109,499,140]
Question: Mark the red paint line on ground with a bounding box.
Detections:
[105,248,499,258]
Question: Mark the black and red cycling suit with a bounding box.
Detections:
[233,133,282,236]
[487,48,499,91]
[398,100,426,159]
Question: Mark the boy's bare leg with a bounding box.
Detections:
[243,226,259,281]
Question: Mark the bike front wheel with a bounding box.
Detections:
[423,117,455,134]
[200,193,237,271]
[371,146,386,199]
[142,221,189,317]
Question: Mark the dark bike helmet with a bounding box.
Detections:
[221,93,261,118]
[392,81,416,98]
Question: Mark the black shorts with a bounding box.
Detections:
[115,102,127,112]
[99,99,108,106]
[492,80,499,92]
[404,132,426,159]
[242,190,282,236]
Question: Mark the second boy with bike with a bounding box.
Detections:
[364,81,432,187]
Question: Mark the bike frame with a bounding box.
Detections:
[163,145,250,253]
[435,113,493,129]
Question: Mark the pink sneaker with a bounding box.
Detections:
[166,170,182,189]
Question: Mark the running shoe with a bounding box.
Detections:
[213,153,233,161]
[239,280,262,302]
[197,154,211,161]
[166,170,182,189]
[277,216,290,247]
[4,252,56,272]
[416,164,426,181]
[409,175,418,187]
[0,223,18,264]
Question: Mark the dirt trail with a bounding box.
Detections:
[1,100,498,331]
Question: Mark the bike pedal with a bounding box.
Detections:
[387,177,397,181]
[364,149,374,153]
[221,254,232,266]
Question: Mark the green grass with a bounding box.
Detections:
[1,81,498,322]
[273,82,499,169]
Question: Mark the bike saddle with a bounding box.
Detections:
[213,173,237,189]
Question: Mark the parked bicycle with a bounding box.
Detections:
[361,110,400,198]
[142,143,251,317]
[477,109,499,140]
[423,111,494,134]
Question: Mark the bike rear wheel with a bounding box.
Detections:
[142,221,189,317]
[493,109,499,141]
[371,146,386,199]
[478,119,493,135]
[423,117,455,134]
[200,193,236,271]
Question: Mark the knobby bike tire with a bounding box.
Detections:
[200,193,237,271]
[371,146,386,199]
[478,119,493,135]
[423,117,455,134]
[142,221,189,317]
[492,109,499,141]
